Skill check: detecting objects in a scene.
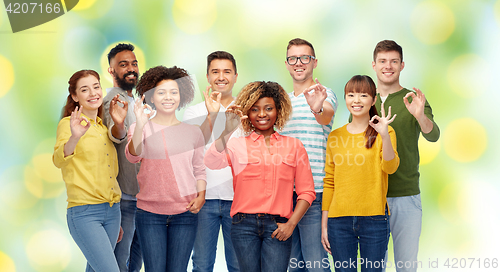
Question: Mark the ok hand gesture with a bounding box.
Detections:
[69,106,90,139]
[109,94,128,128]
[224,105,247,134]
[369,103,396,137]
[203,86,222,114]
[134,95,155,128]
[403,88,426,120]
[303,78,327,113]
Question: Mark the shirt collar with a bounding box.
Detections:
[249,131,282,142]
[80,112,103,125]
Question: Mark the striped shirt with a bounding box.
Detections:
[280,87,338,192]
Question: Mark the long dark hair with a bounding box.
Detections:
[344,75,378,148]
[62,70,103,118]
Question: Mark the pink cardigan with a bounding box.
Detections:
[126,121,206,215]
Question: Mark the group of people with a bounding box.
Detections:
[53,38,440,272]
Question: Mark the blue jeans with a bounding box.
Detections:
[67,203,121,272]
[289,192,330,272]
[231,213,292,272]
[135,208,197,272]
[114,199,143,272]
[384,194,422,272]
[327,211,390,272]
[192,199,239,272]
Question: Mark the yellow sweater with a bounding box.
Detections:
[53,115,121,208]
[322,124,399,217]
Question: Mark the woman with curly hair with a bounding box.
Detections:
[204,81,316,272]
[125,66,207,272]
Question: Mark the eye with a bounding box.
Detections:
[266,107,273,111]
[251,108,258,112]
[120,64,126,67]
[133,63,138,67]
[361,94,368,97]
[172,91,179,95]
[347,93,354,97]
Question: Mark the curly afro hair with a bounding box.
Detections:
[135,66,195,110]
[234,81,292,134]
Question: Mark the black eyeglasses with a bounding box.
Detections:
[286,55,316,65]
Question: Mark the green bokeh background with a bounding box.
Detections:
[0,0,499,271]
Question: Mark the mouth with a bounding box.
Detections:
[256,119,270,125]
[87,97,100,104]
[351,105,363,111]
[294,68,304,73]
[161,102,176,108]
[382,71,394,76]
[214,82,228,88]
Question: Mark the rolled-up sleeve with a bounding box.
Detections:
[204,141,232,170]
[193,130,206,182]
[294,142,316,205]
[53,118,74,169]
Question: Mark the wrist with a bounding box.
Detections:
[311,107,323,115]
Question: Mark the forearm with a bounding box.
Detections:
[199,112,218,144]
[321,210,329,231]
[287,199,311,227]
[111,123,126,141]
[214,130,234,152]
[417,114,434,134]
[196,179,207,194]
[313,102,334,125]
[128,124,144,156]
[381,133,396,161]
[63,135,80,157]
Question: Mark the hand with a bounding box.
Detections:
[133,95,155,127]
[186,195,205,214]
[303,78,327,113]
[203,86,222,114]
[321,225,331,254]
[271,222,295,241]
[109,94,128,128]
[69,106,90,139]
[369,102,396,137]
[403,88,426,120]
[224,104,248,134]
[117,226,123,243]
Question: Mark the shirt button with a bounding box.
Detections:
[104,143,106,145]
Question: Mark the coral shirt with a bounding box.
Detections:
[204,131,316,219]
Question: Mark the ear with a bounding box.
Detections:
[313,58,318,69]
[400,61,405,71]
[108,67,113,76]
[372,95,377,106]
[372,61,376,71]
[234,73,238,83]
[71,94,79,103]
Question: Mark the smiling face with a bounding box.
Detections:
[372,50,404,86]
[109,50,139,91]
[286,44,317,83]
[345,90,376,118]
[207,59,238,97]
[71,75,103,117]
[248,97,277,137]
[150,79,180,114]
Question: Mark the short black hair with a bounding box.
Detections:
[207,51,237,74]
[108,43,135,64]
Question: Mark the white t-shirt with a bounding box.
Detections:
[183,101,238,200]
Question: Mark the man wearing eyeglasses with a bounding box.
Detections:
[281,38,337,272]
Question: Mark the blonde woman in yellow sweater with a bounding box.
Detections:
[321,75,399,272]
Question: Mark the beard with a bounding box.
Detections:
[114,71,138,91]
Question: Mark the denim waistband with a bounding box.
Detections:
[235,212,285,220]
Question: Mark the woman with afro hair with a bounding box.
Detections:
[204,81,316,272]
[125,66,207,272]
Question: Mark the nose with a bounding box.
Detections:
[258,108,266,117]
[218,72,224,80]
[353,94,360,102]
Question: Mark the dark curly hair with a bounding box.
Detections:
[234,81,292,134]
[107,43,135,64]
[135,66,195,110]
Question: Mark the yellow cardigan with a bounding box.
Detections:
[322,124,399,217]
[53,114,121,208]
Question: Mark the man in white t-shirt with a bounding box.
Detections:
[183,51,240,272]
[281,38,338,272]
